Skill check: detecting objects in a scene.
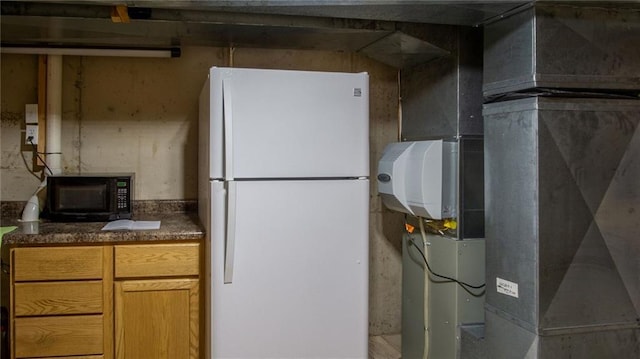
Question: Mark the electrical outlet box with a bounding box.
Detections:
[25,104,38,124]
[25,125,38,145]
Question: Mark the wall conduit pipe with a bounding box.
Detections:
[21,54,63,222]
[46,54,63,176]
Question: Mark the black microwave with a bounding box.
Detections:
[45,174,133,221]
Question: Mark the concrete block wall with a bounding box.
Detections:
[0,46,404,335]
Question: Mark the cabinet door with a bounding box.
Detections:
[114,279,199,359]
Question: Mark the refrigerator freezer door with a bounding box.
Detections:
[210,179,369,358]
[208,67,369,179]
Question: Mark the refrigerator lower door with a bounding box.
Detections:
[210,179,369,358]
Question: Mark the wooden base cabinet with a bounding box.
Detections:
[10,242,200,359]
[113,243,200,359]
[11,246,112,359]
[115,279,199,359]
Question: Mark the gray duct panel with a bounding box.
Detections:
[358,31,449,69]
[484,98,540,330]
[401,26,483,140]
[0,13,393,51]
[458,324,487,359]
[458,27,484,137]
[402,234,486,359]
[0,1,526,52]
[483,4,640,96]
[485,310,640,359]
[400,27,484,240]
[210,3,526,26]
[484,310,539,358]
[4,1,528,26]
[460,137,485,239]
[402,55,460,139]
[483,97,640,336]
[427,235,485,359]
[402,234,426,359]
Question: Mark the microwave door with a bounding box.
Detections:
[54,183,109,212]
[46,176,133,221]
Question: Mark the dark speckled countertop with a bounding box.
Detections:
[1,200,204,245]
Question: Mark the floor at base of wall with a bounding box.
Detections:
[369,334,401,359]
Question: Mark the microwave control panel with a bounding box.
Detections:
[116,178,131,210]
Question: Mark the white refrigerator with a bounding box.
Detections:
[198,67,370,359]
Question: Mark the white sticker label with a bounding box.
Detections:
[496,277,519,298]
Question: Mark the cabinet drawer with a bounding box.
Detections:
[14,315,103,358]
[14,281,103,316]
[13,246,103,281]
[115,243,199,278]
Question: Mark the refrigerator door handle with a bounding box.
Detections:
[224,180,237,284]
[222,79,234,180]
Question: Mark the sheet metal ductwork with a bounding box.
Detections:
[482,4,640,358]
